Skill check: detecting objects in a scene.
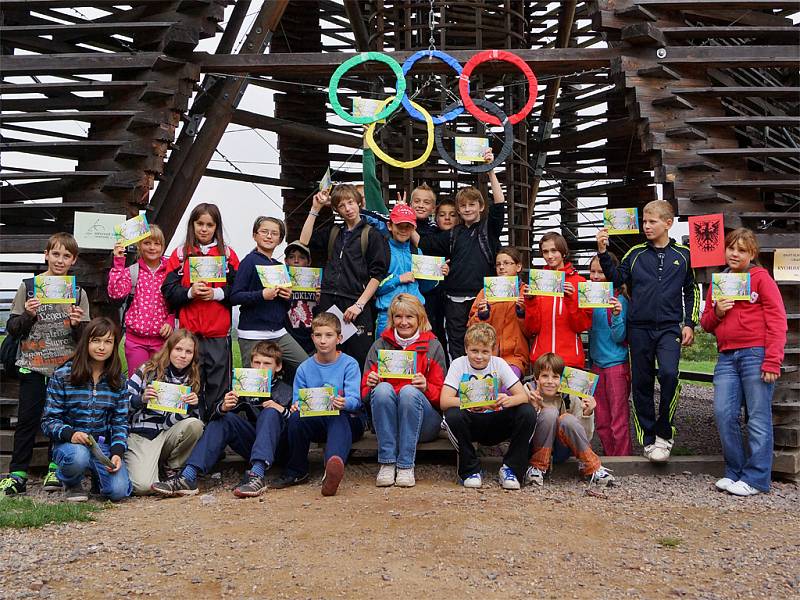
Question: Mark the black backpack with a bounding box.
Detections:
[1,278,34,379]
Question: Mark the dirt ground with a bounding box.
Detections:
[2,457,799,600]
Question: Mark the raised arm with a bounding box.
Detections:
[300,192,329,246]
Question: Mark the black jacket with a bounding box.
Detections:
[211,378,292,423]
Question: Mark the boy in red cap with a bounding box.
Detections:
[374,204,448,334]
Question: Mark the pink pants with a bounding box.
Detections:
[591,362,633,456]
[125,331,166,375]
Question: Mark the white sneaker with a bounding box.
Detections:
[589,466,615,488]
[524,466,544,487]
[395,468,415,488]
[646,437,673,463]
[715,477,735,492]
[462,473,482,488]
[376,464,396,487]
[727,480,761,497]
[498,465,520,490]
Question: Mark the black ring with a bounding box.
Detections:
[434,99,514,174]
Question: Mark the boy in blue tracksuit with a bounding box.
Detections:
[271,313,365,497]
[597,200,699,463]
[374,204,443,334]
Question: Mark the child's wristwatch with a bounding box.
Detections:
[355,302,365,311]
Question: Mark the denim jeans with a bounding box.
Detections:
[53,441,132,501]
[713,347,774,492]
[370,382,442,469]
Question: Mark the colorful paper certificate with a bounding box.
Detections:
[232,368,272,397]
[288,266,322,292]
[578,281,613,308]
[319,167,333,193]
[459,377,498,410]
[114,214,151,247]
[604,208,639,235]
[484,276,519,302]
[298,386,339,417]
[711,272,751,301]
[148,381,190,415]
[377,350,417,379]
[189,256,227,283]
[527,270,565,297]
[256,264,291,288]
[455,137,489,162]
[33,276,77,304]
[411,255,446,280]
[352,97,386,123]
[558,367,599,399]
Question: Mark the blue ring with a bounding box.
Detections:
[401,50,465,125]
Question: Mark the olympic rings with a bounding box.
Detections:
[458,49,537,126]
[365,96,435,169]
[434,99,513,174]
[328,52,406,124]
[401,50,465,125]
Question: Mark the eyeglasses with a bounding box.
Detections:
[495,261,516,267]
[257,229,281,237]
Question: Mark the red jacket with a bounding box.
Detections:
[524,263,592,368]
[161,245,240,338]
[700,266,787,375]
[360,329,447,409]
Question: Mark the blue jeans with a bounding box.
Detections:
[371,382,442,468]
[714,347,774,492]
[284,412,365,478]
[53,442,132,501]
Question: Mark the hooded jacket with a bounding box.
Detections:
[468,289,530,372]
[376,238,437,313]
[108,255,174,338]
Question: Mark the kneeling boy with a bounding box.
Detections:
[441,323,536,489]
[151,342,291,498]
[271,313,365,496]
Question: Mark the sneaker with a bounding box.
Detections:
[727,480,761,497]
[395,468,415,488]
[643,444,657,461]
[524,466,544,487]
[321,456,345,497]
[0,474,27,496]
[462,473,482,489]
[498,465,520,490]
[233,471,268,498]
[150,474,198,497]
[270,472,309,489]
[589,466,615,488]
[42,470,63,492]
[64,485,88,503]
[376,464,396,487]
[649,437,674,462]
[715,477,735,492]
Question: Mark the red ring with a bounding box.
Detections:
[458,49,538,126]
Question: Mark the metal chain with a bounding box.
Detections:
[428,0,437,52]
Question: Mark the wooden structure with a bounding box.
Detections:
[1,1,798,479]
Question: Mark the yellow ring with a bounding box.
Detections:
[365,96,434,169]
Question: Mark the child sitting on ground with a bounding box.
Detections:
[271,313,365,497]
[440,323,535,490]
[526,353,615,488]
[151,341,292,498]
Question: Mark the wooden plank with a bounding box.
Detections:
[0,22,175,38]
[671,87,800,98]
[0,171,112,180]
[0,81,149,95]
[686,116,800,127]
[231,109,361,148]
[635,0,799,8]
[697,148,800,158]
[662,26,800,42]
[0,140,125,160]
[0,111,138,123]
[713,180,799,190]
[657,45,799,68]
[0,53,161,75]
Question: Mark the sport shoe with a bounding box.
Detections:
[589,466,615,488]
[64,485,88,503]
[233,471,268,498]
[498,465,520,490]
[270,472,309,489]
[150,474,198,497]
[524,466,544,487]
[727,480,761,497]
[42,470,63,492]
[376,464,396,487]
[715,477,735,492]
[321,456,345,497]
[649,437,673,462]
[395,468,415,488]
[0,474,27,496]
[462,473,482,488]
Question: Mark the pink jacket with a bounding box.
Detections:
[107,256,174,338]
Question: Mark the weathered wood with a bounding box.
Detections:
[0,110,138,123]
[231,109,362,148]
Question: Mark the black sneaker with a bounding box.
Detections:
[42,469,63,492]
[150,474,199,497]
[0,474,27,496]
[64,485,88,503]
[233,471,268,498]
[269,472,309,489]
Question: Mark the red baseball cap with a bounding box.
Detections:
[390,203,417,227]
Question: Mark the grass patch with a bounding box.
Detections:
[657,536,682,548]
[0,496,106,529]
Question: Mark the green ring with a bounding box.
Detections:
[328,52,407,124]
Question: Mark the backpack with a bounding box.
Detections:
[449,217,493,268]
[327,223,372,261]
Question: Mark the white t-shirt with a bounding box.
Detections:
[444,355,520,392]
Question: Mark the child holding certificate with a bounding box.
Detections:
[440,323,535,490]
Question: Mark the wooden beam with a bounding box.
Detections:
[342,0,370,51]
[231,109,362,148]
[0,53,161,75]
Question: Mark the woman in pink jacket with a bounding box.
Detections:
[108,224,175,373]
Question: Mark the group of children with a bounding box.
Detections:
[0,159,787,500]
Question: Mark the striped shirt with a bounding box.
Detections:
[41,361,129,456]
[128,364,199,440]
